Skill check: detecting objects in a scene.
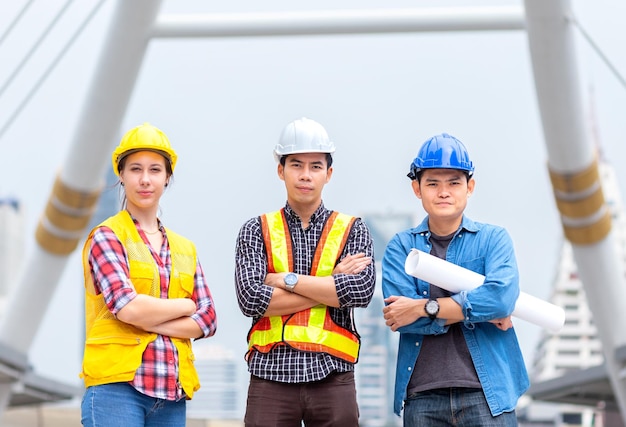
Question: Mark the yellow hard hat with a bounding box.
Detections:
[111,123,178,176]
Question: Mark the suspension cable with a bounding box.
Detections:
[0,0,36,46]
[0,0,107,139]
[568,14,626,91]
[0,0,74,99]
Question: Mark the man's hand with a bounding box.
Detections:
[489,316,514,331]
[264,272,285,289]
[333,253,371,275]
[383,295,424,331]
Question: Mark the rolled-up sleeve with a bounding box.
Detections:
[334,219,376,308]
[235,218,273,318]
[88,227,137,314]
[450,227,520,326]
[191,260,217,338]
[382,232,448,335]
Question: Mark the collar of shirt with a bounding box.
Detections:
[284,201,327,226]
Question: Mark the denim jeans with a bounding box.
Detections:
[81,382,186,427]
[403,388,518,427]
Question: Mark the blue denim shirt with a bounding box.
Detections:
[382,215,529,416]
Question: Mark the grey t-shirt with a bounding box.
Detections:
[406,231,481,396]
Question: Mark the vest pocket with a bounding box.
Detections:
[173,338,200,396]
[82,320,151,380]
[169,272,194,298]
[128,261,158,295]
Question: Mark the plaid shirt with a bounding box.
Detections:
[235,202,376,383]
[88,217,217,400]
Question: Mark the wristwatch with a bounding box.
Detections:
[424,298,440,320]
[284,272,299,292]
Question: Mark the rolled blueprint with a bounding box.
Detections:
[404,249,565,332]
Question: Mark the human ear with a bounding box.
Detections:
[411,180,422,199]
[277,163,285,181]
[467,177,476,196]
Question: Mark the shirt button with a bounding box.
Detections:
[408,367,412,371]
[422,291,427,296]
[415,342,419,347]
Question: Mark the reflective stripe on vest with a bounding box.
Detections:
[248,209,361,363]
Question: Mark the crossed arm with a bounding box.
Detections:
[116,295,203,338]
[263,253,372,316]
[89,228,216,340]
[382,295,513,331]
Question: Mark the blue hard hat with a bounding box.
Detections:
[407,133,474,180]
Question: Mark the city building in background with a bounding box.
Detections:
[355,287,400,427]
[356,212,415,427]
[187,344,243,421]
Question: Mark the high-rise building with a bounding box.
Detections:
[355,283,401,427]
[187,343,243,421]
[356,213,415,427]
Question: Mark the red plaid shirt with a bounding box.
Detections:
[87,218,217,400]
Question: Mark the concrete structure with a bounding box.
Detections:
[0,198,23,300]
[0,198,81,409]
[525,161,626,426]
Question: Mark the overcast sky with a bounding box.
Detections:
[1,0,626,392]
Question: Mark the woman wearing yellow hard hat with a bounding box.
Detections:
[80,123,217,426]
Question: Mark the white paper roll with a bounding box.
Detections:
[404,249,564,332]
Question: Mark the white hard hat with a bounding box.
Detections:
[273,117,335,162]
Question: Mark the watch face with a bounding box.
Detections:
[285,273,298,286]
[425,299,439,315]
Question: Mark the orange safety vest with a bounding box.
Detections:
[247,209,361,363]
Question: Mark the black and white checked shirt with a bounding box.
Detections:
[235,202,376,383]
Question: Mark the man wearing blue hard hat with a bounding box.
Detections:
[381,133,528,426]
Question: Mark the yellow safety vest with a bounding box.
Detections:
[80,210,201,399]
[247,209,361,363]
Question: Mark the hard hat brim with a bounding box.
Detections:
[273,148,335,163]
[113,148,174,175]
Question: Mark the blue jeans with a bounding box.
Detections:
[81,382,186,427]
[403,388,518,427]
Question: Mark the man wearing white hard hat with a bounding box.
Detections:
[235,118,376,426]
